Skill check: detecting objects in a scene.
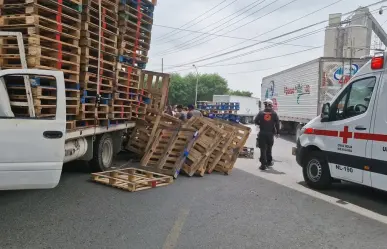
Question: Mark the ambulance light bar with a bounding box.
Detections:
[371,55,384,70]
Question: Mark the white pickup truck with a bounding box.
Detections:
[0,68,136,190]
[0,31,141,190]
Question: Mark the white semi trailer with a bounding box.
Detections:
[261,57,368,139]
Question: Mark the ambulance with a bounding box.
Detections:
[293,53,387,191]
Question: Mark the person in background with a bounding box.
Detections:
[174,104,186,121]
[187,104,203,119]
[254,99,280,170]
[165,105,174,116]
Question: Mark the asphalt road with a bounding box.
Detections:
[1,127,387,249]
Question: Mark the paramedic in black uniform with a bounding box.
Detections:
[254,99,280,170]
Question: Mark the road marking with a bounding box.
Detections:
[162,208,190,249]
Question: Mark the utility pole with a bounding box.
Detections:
[193,64,199,107]
[162,58,164,73]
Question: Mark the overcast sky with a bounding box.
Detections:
[147,0,387,98]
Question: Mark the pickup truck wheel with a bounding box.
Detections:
[90,133,114,172]
[302,151,332,189]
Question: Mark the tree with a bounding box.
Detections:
[228,90,253,97]
[168,73,229,106]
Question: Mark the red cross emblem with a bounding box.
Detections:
[339,126,352,144]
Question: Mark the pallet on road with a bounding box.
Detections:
[91,167,173,192]
[182,117,226,176]
[140,127,197,178]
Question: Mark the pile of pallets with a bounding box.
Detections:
[0,0,160,131]
[79,0,118,128]
[137,117,251,178]
[0,0,82,129]
[116,0,155,120]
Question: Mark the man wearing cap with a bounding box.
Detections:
[254,99,280,170]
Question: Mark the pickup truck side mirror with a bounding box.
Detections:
[320,103,330,122]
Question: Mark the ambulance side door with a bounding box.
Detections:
[369,72,387,191]
[323,74,378,184]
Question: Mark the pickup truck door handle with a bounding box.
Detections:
[355,126,367,131]
[43,131,63,139]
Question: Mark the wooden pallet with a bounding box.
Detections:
[140,127,197,178]
[140,70,170,112]
[125,124,151,154]
[109,105,132,120]
[118,2,153,24]
[213,122,251,174]
[0,0,82,12]
[116,63,141,88]
[91,168,173,192]
[181,117,226,176]
[0,3,82,29]
[206,120,238,174]
[0,14,80,39]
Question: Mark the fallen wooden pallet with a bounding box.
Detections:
[206,119,238,174]
[182,117,226,176]
[91,167,173,192]
[213,121,251,175]
[140,127,198,178]
[126,113,181,155]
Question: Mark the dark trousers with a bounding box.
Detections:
[257,132,274,165]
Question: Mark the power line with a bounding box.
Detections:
[156,0,280,56]
[200,46,323,67]
[200,28,324,66]
[154,0,265,46]
[164,46,320,74]
[163,2,386,70]
[153,0,229,42]
[156,0,299,56]
[157,27,324,72]
[152,24,320,48]
[172,0,345,66]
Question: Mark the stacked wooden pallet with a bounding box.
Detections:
[0,0,82,129]
[79,0,118,128]
[0,0,160,131]
[116,0,155,120]
[139,117,251,178]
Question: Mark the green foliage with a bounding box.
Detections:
[168,73,229,106]
[228,90,253,97]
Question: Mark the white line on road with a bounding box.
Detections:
[162,208,190,249]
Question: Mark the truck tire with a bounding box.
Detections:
[295,123,303,141]
[302,151,332,189]
[90,133,114,172]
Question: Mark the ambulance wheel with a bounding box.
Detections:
[302,151,332,189]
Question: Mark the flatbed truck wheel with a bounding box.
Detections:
[90,133,114,172]
[302,151,332,189]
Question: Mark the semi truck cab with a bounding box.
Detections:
[294,53,387,191]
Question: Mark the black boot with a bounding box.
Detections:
[259,165,267,170]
